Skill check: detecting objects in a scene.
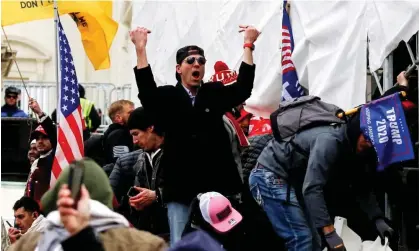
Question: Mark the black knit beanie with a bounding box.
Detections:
[127,107,164,136]
[127,107,153,131]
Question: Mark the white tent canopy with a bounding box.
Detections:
[291,0,419,110]
[131,0,419,116]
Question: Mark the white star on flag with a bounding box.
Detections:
[51,18,85,189]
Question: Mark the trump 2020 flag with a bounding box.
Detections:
[360,93,414,171]
[281,1,305,101]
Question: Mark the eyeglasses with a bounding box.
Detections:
[6,95,17,99]
[184,56,206,65]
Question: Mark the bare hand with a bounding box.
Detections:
[28,98,43,116]
[129,187,156,211]
[239,25,261,44]
[130,27,151,50]
[397,71,408,87]
[57,184,90,236]
[8,227,21,244]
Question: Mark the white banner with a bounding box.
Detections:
[131,0,284,118]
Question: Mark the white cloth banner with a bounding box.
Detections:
[131,1,419,116]
[131,1,284,117]
[291,0,419,110]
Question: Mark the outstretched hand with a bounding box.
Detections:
[239,25,261,44]
[29,98,43,116]
[130,27,151,50]
[397,71,408,87]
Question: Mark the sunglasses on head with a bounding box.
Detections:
[184,56,206,65]
[6,95,17,99]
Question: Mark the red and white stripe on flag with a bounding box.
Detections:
[50,19,85,186]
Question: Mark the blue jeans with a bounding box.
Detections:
[167,202,189,246]
[249,165,321,251]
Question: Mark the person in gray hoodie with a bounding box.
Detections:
[251,112,394,251]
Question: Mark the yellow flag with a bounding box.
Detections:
[1,1,118,70]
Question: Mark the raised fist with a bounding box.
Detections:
[29,98,43,116]
[239,25,261,44]
[130,27,151,50]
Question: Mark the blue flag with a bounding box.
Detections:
[281,0,305,101]
[360,93,414,171]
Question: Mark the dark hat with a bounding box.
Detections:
[175,45,205,82]
[78,84,85,98]
[30,125,49,140]
[41,158,113,215]
[5,86,20,96]
[127,107,163,135]
[168,230,224,251]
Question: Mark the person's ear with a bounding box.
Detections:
[147,125,154,133]
[176,64,182,74]
[32,211,39,219]
[115,113,122,123]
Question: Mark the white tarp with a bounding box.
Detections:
[131,1,419,116]
[291,0,419,110]
[131,1,284,117]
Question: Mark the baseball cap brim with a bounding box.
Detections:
[211,207,242,233]
[30,131,48,140]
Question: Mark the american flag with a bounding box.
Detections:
[281,0,305,101]
[50,19,85,186]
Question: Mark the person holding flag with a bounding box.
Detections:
[25,16,85,202]
[26,98,57,204]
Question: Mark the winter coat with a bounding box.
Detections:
[133,62,255,205]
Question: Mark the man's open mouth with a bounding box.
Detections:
[192,71,200,78]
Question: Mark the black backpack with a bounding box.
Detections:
[270,95,346,142]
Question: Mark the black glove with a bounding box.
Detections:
[375,218,395,245]
[325,230,346,251]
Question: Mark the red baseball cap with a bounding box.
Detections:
[31,125,48,140]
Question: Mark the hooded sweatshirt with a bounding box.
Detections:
[8,158,167,251]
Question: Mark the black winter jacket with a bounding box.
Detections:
[134,62,255,205]
[109,149,143,202]
[240,134,273,185]
[102,123,133,165]
[131,149,168,235]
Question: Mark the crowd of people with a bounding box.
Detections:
[1,24,418,251]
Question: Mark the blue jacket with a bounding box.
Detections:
[258,124,383,229]
[1,105,28,118]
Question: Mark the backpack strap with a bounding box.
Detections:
[284,136,309,205]
[270,108,282,142]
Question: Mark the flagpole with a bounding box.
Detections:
[54,0,60,127]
